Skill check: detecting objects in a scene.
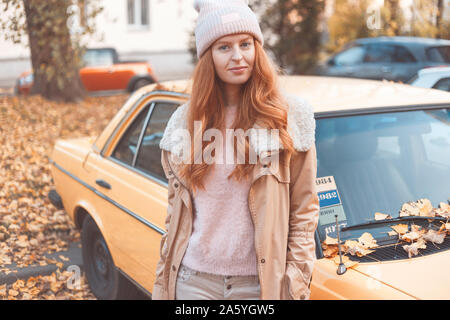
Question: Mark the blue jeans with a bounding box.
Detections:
[175,264,261,300]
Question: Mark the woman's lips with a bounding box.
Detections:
[229,67,247,74]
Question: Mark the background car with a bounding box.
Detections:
[408,66,450,92]
[49,76,450,299]
[313,36,450,83]
[15,47,157,96]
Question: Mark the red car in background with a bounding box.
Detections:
[15,47,157,95]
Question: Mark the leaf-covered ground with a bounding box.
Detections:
[0,94,128,299]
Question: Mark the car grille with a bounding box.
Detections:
[348,236,450,262]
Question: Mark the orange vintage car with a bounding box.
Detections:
[15,48,157,95]
[48,75,450,300]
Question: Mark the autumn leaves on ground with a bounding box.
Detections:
[0,94,128,299]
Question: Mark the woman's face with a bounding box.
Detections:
[211,33,255,86]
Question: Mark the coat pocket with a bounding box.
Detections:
[282,263,310,300]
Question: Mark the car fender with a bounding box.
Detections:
[73,200,121,261]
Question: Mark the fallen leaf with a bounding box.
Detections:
[399,202,419,217]
[403,238,427,258]
[391,224,408,235]
[58,255,69,262]
[0,285,6,297]
[333,255,359,269]
[358,232,378,249]
[324,235,338,246]
[399,199,434,217]
[323,245,339,258]
[435,202,450,218]
[417,199,434,217]
[8,289,19,297]
[422,229,446,244]
[374,212,392,220]
[401,231,421,242]
[344,240,375,257]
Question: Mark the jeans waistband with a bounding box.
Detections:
[180,263,259,279]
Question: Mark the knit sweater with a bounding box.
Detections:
[180,105,258,276]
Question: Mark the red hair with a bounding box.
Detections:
[180,39,295,194]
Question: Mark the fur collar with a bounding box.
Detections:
[159,92,315,159]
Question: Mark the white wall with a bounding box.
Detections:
[85,0,197,54]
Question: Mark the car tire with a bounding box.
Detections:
[132,77,154,91]
[81,215,145,300]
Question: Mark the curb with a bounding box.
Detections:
[0,241,83,285]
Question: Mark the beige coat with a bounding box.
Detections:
[152,93,320,300]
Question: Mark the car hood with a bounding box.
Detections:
[352,250,450,299]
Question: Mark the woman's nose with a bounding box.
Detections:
[231,47,243,61]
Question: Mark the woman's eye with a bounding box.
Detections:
[219,42,251,50]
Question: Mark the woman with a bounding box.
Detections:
[152,0,319,300]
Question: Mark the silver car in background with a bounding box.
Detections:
[313,37,450,83]
[408,66,450,92]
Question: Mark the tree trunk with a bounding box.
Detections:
[436,0,443,38]
[23,0,86,103]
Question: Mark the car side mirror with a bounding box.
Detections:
[328,58,336,66]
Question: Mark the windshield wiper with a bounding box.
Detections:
[341,215,448,232]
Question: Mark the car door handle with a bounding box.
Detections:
[96,179,111,190]
[381,66,392,73]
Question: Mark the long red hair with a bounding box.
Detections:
[180,39,295,194]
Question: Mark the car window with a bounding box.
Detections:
[315,108,450,242]
[135,102,179,181]
[363,44,396,63]
[112,105,151,166]
[334,46,366,66]
[426,46,450,63]
[393,45,416,63]
[83,50,114,67]
[433,77,450,92]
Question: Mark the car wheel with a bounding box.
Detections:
[132,77,154,91]
[81,215,145,300]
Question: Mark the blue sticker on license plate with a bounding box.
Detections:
[318,190,341,207]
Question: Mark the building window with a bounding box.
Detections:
[127,0,149,28]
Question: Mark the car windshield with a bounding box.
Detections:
[83,50,114,67]
[426,46,450,63]
[315,107,450,243]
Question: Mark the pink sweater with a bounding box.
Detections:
[180,105,258,276]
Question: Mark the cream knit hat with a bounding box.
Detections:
[194,0,264,59]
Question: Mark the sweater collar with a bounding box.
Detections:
[159,92,315,161]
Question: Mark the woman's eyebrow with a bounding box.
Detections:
[216,37,253,45]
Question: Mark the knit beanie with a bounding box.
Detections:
[194,0,264,59]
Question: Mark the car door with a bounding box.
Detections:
[361,44,417,82]
[326,45,367,78]
[80,49,128,91]
[83,97,180,291]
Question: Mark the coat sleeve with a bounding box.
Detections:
[284,144,320,300]
[151,150,174,299]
